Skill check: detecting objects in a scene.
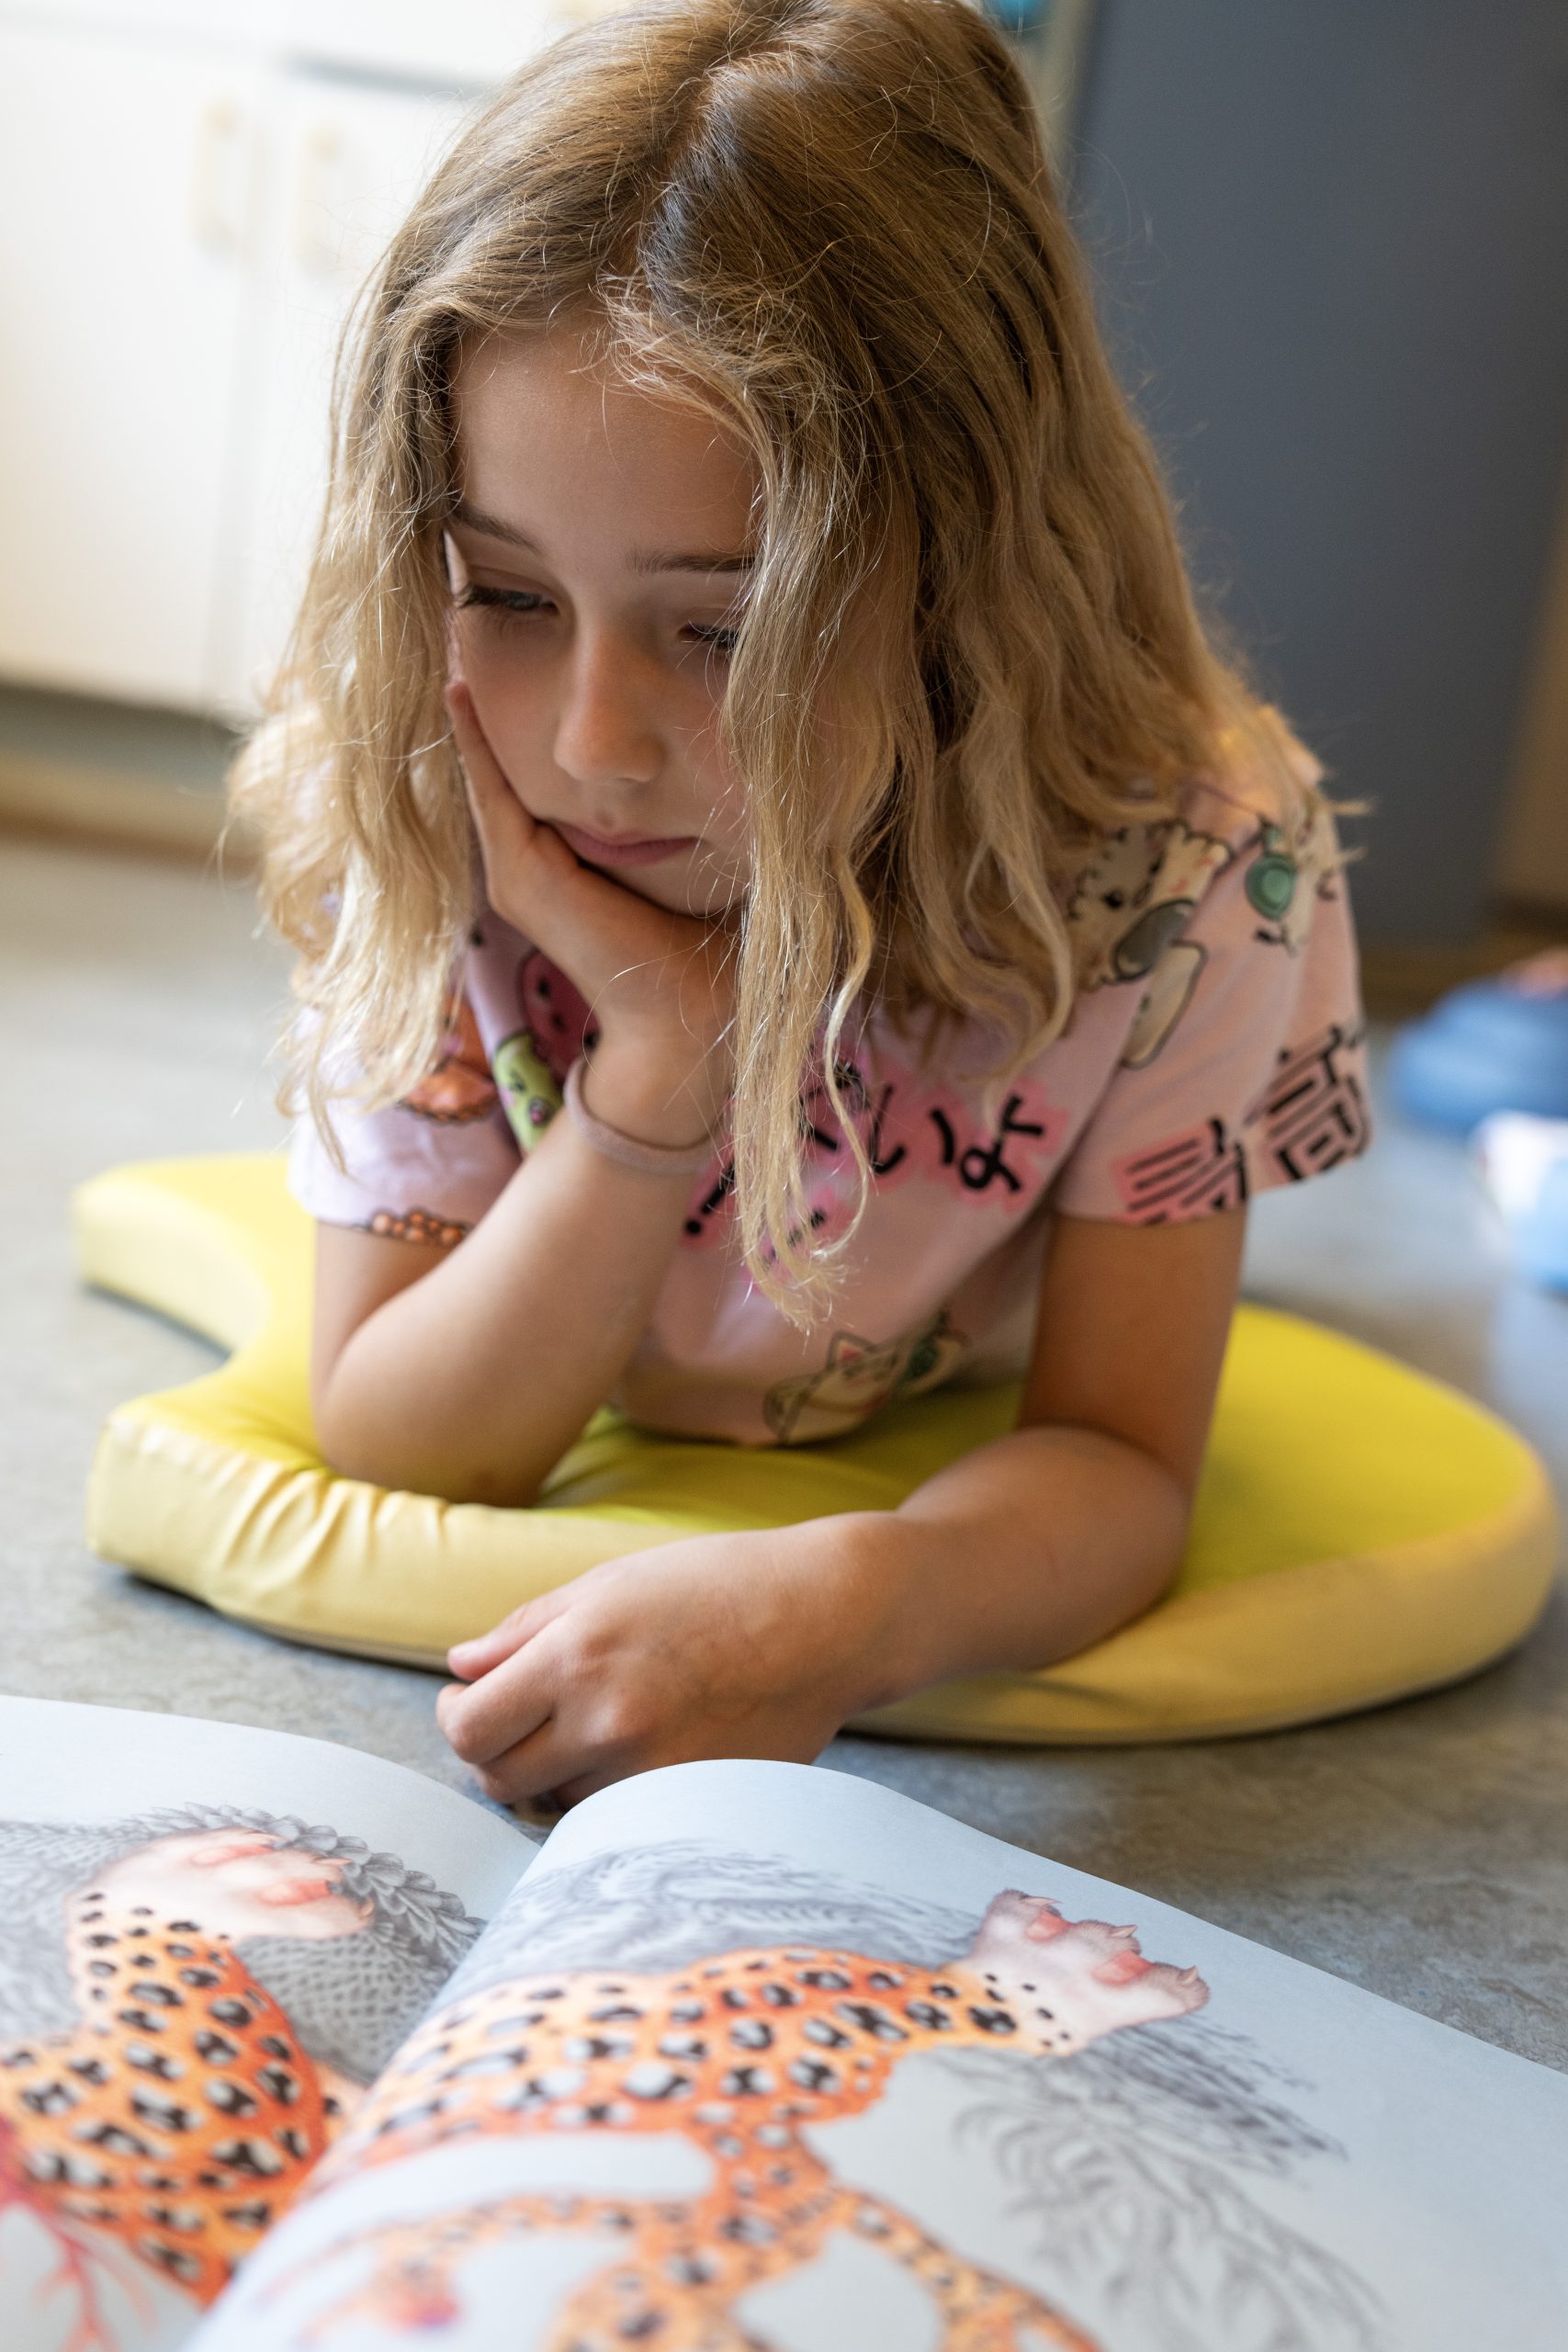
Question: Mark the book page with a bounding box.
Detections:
[0,1697,535,2352]
[191,1756,1568,2351]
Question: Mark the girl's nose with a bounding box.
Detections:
[552,625,662,791]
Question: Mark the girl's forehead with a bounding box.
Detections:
[450,325,759,549]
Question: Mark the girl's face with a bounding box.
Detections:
[445,322,759,920]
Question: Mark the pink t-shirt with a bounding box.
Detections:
[289,760,1370,1446]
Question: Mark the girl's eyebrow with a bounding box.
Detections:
[448,496,755,575]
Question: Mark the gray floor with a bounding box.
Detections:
[3,831,1565,2069]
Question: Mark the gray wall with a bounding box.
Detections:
[1069,0,1568,945]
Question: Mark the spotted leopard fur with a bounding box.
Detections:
[0,1889,339,2307]
[269,1892,1208,2348]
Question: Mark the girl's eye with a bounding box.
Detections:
[457,584,739,659]
[687,624,739,658]
[457,585,547,623]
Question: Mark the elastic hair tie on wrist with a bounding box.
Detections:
[562,1057,716,1175]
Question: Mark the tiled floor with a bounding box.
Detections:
[2,831,1565,2066]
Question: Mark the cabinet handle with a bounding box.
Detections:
[189,99,247,252]
[292,123,346,275]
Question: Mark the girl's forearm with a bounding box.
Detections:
[314,1104,698,1506]
[818,1423,1192,1712]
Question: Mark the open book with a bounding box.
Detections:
[1,1700,1562,2350]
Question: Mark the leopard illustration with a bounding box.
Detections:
[0,1814,481,2342]
[0,1883,336,2311]
[266,1891,1208,2347]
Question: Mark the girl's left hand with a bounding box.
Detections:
[435,1525,899,1809]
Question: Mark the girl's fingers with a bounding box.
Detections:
[446,1600,525,1672]
[443,681,734,1045]
[446,1626,516,1678]
[472,1713,630,1809]
[446,1588,573,1679]
[445,679,511,806]
[446,686,594,953]
[445,683,615,935]
[446,683,532,858]
[435,1634,556,1765]
[436,1600,649,1802]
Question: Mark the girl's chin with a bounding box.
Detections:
[645,874,747,920]
[581,850,748,920]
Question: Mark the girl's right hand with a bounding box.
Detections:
[446,679,738,1147]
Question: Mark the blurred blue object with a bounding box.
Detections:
[987,0,1048,30]
[1389,978,1568,1133]
[1516,1157,1568,1290]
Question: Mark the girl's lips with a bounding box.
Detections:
[555,820,698,869]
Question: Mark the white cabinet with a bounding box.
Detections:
[209,72,475,717]
[0,9,496,719]
[0,20,265,707]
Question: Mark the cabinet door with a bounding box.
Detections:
[0,22,263,708]
[209,72,477,720]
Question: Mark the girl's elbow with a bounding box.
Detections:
[1141,1478,1194,1609]
[311,1385,545,1510]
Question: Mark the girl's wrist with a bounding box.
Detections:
[566,1059,716,1173]
[776,1511,926,1718]
[579,1037,731,1154]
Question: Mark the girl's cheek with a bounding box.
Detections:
[454,639,540,787]
[705,779,753,876]
[688,827,753,919]
[452,613,515,697]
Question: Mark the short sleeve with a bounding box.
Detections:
[286,989,520,1248]
[1052,797,1372,1224]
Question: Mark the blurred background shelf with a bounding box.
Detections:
[0,682,240,861]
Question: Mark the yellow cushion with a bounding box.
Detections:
[74,1154,1559,1744]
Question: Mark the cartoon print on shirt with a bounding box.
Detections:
[397,996,497,1125]
[458,948,604,1152]
[1254,1021,1371,1180]
[790,1046,1067,1207]
[927,1088,1059,1193]
[1067,820,1236,989]
[516,950,600,1086]
[1121,947,1206,1072]
[682,1055,1066,1257]
[363,1205,470,1250]
[1245,824,1300,937]
[1113,1019,1371,1223]
[761,1309,966,1442]
[491,1029,563,1152]
[1244,797,1343,954]
[1067,820,1234,1069]
[1111,1118,1249,1224]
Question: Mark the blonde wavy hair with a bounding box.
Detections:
[231,0,1311,1323]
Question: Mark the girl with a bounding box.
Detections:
[231,0,1371,1808]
